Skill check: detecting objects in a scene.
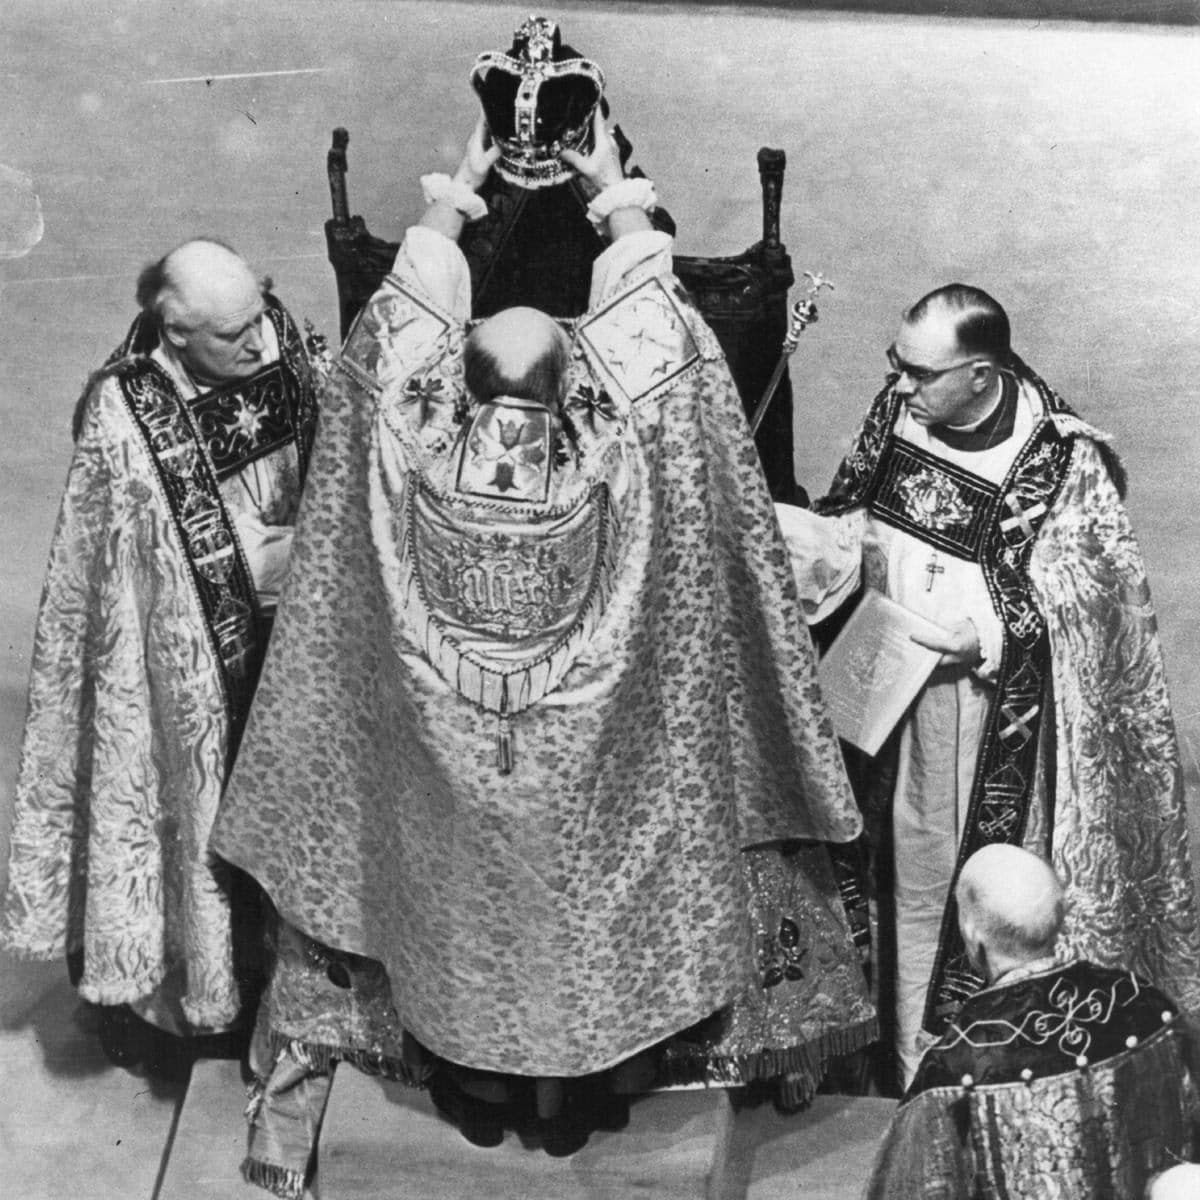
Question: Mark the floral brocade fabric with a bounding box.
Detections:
[2,383,242,1026]
[659,842,876,1105]
[251,840,876,1092]
[238,839,877,1195]
[213,238,863,1078]
[1028,438,1200,1018]
[1,310,318,1031]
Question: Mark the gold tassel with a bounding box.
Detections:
[497,714,514,774]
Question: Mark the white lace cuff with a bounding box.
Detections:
[420,173,488,222]
[586,178,658,229]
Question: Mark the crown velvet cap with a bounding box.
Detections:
[471,16,605,190]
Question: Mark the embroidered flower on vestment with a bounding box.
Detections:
[402,376,445,427]
[897,467,972,530]
[564,382,619,435]
[224,396,266,445]
[759,916,808,989]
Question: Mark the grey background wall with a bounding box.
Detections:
[2,2,1198,1015]
[658,0,1199,23]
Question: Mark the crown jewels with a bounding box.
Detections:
[470,17,605,190]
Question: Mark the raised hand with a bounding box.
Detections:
[453,116,501,192]
[560,107,624,193]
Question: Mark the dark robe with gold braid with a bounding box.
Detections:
[866,961,1197,1198]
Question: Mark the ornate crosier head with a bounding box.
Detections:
[470,17,605,190]
[780,272,836,355]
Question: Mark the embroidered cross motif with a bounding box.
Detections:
[342,281,452,393]
[578,275,699,404]
[456,400,552,503]
[1000,702,1040,747]
[401,375,446,428]
[605,297,678,381]
[1000,494,1048,541]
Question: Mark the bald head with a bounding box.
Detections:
[160,239,261,328]
[956,845,1065,981]
[137,238,269,385]
[464,306,572,409]
[1146,1164,1200,1199]
[138,238,256,325]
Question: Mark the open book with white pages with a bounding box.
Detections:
[817,589,946,755]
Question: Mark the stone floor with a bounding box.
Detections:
[0,976,186,1200]
[1,983,895,1200]
[156,1056,896,1200]
[2,4,1198,1197]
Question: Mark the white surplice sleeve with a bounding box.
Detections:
[774,503,865,624]
[588,229,674,306]
[391,225,472,319]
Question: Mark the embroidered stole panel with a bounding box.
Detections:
[868,440,998,561]
[114,304,315,739]
[913,965,1177,1094]
[818,384,1075,1035]
[188,365,304,480]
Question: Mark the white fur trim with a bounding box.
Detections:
[419,173,488,222]
[586,178,658,229]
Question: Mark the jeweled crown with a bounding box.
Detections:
[470,17,605,190]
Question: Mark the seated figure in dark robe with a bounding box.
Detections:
[461,16,674,318]
[451,15,800,502]
[865,844,1198,1198]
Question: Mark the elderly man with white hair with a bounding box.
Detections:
[865,844,1198,1198]
[0,238,321,1073]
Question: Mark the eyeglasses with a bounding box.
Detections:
[886,346,979,386]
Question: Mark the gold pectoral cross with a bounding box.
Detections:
[924,552,945,592]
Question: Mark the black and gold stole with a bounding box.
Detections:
[109,300,318,747]
[817,373,1076,1036]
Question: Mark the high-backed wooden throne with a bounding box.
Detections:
[323,127,805,503]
